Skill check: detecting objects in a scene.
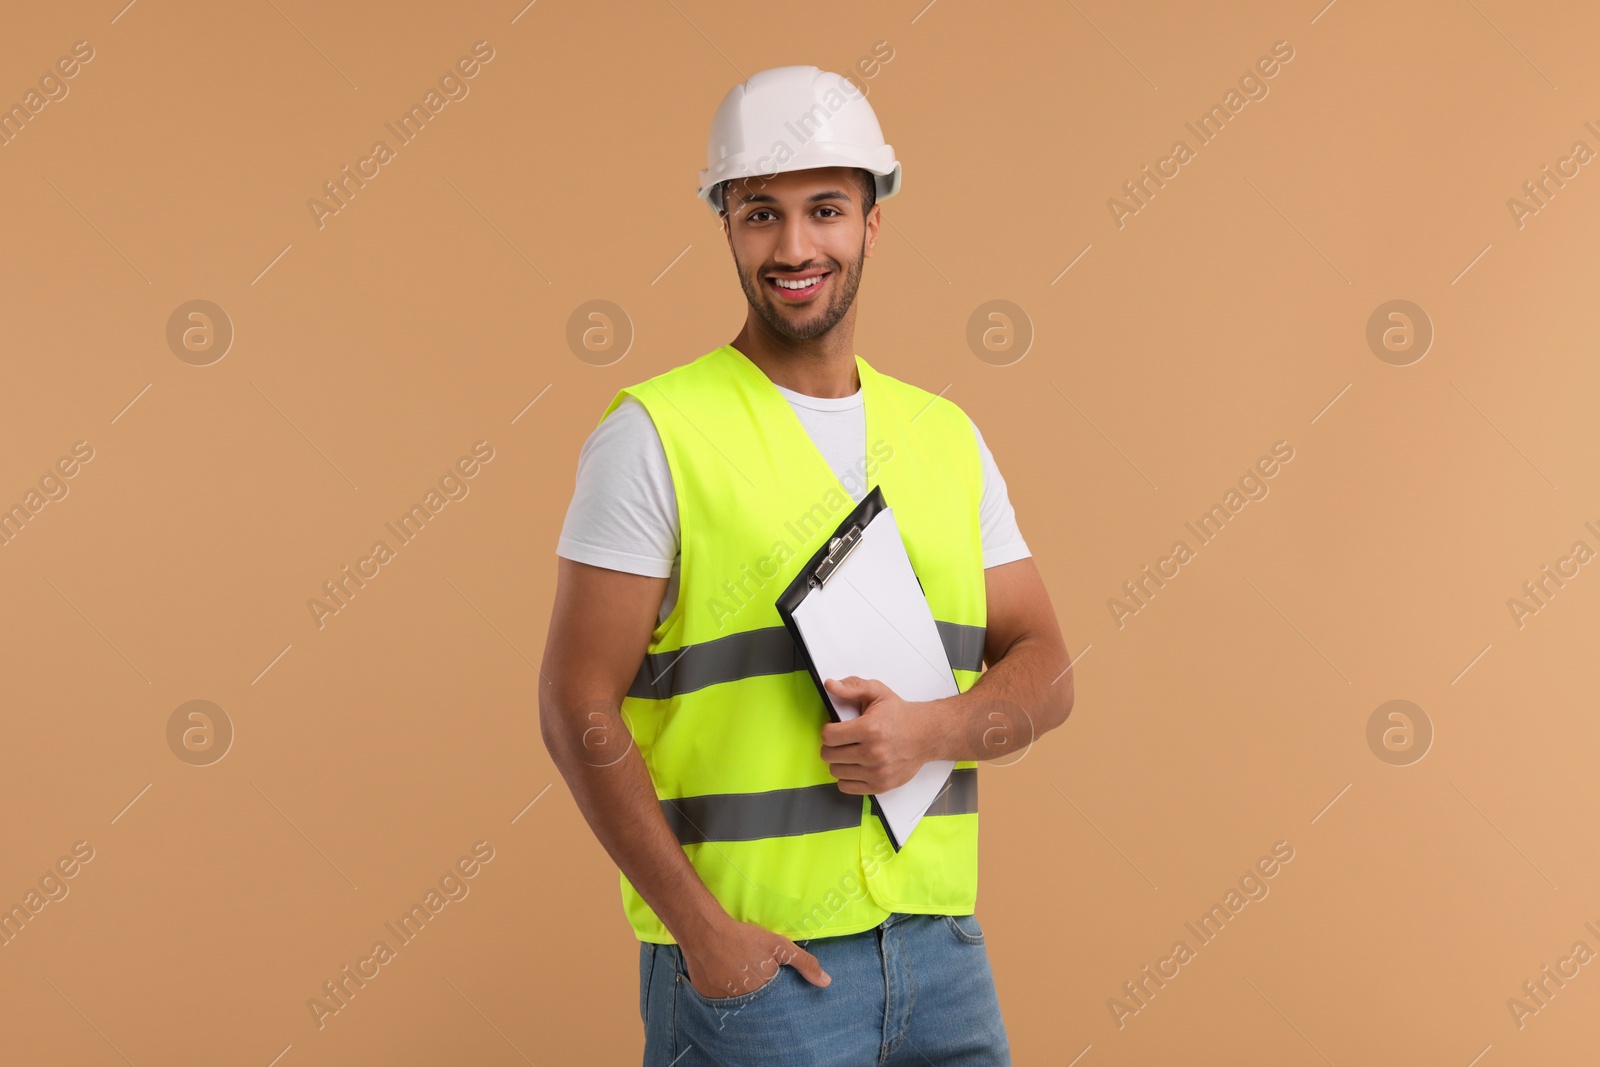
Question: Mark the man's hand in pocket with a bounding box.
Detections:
[679,917,832,1000]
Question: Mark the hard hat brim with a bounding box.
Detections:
[700,154,901,214]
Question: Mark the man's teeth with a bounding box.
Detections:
[774,276,822,290]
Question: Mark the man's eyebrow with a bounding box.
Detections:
[736,189,855,207]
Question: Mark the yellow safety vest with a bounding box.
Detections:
[599,344,988,944]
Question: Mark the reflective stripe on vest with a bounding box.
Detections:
[627,620,987,700]
[661,768,978,845]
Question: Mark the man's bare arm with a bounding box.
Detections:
[538,557,725,945]
[539,557,831,994]
[917,555,1075,762]
[817,555,1074,787]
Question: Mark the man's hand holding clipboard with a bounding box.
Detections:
[818,674,935,795]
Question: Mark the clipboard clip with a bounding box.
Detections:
[808,524,864,588]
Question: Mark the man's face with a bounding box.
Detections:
[722,167,879,342]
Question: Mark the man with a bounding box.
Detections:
[541,65,1074,1065]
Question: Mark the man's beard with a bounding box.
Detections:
[735,240,864,342]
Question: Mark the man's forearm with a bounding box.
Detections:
[541,697,726,945]
[918,633,1075,763]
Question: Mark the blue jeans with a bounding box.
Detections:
[640,912,1011,1065]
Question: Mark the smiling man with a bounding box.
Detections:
[540,65,1074,1066]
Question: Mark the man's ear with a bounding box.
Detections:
[863,203,881,258]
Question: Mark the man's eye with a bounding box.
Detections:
[817,207,842,217]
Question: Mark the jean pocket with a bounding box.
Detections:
[943,913,985,945]
[676,957,784,1012]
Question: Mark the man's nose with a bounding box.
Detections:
[774,214,817,269]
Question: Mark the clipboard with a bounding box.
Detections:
[774,485,962,851]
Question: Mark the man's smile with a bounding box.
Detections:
[766,269,830,303]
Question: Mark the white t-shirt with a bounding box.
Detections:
[557,379,1031,624]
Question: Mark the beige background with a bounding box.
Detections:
[2,0,1598,1063]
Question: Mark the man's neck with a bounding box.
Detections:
[729,322,859,398]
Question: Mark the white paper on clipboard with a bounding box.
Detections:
[789,505,960,849]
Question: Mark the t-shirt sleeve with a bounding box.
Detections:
[555,396,680,578]
[971,416,1032,569]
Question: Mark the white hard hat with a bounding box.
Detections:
[696,65,902,215]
